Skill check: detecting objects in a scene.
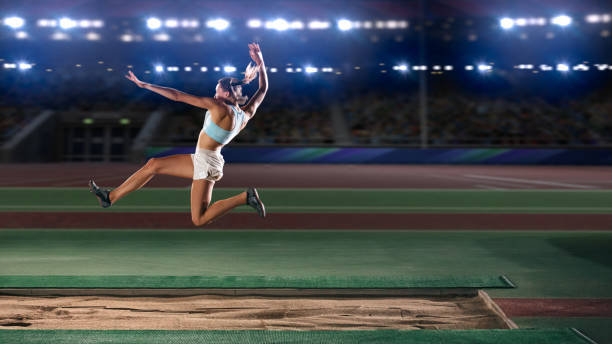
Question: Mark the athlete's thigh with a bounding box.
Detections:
[190,179,215,217]
[154,154,193,179]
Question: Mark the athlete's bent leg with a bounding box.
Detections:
[190,179,247,227]
[109,154,193,204]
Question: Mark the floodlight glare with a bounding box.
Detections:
[478,64,491,71]
[552,15,572,26]
[165,19,178,28]
[305,66,318,73]
[556,63,569,71]
[223,66,236,73]
[247,19,262,28]
[15,31,28,39]
[154,65,164,72]
[269,18,289,31]
[18,62,32,70]
[4,16,25,29]
[59,17,77,29]
[207,19,229,31]
[200,67,208,72]
[147,17,162,30]
[338,19,353,31]
[500,17,514,29]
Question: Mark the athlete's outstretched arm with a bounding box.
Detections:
[242,43,268,118]
[125,70,218,109]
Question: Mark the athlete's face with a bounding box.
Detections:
[214,83,230,99]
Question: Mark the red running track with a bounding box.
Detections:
[0,163,611,189]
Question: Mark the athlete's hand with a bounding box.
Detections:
[248,43,264,66]
[125,70,146,88]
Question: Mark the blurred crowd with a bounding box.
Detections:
[1,71,611,146]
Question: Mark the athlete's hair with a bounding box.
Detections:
[218,63,258,105]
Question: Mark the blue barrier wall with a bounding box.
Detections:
[147,147,612,165]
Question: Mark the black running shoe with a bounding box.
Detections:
[89,179,112,208]
[246,187,266,218]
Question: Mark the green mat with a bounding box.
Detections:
[0,275,513,289]
[0,329,593,344]
[1,188,611,213]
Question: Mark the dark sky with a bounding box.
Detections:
[1,0,609,19]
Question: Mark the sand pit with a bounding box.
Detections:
[0,291,513,330]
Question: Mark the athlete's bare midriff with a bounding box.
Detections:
[196,103,247,152]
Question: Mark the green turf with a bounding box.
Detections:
[0,329,592,344]
[1,188,611,213]
[514,317,612,344]
[0,274,512,289]
[1,230,611,298]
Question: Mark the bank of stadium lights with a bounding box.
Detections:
[321,67,333,72]
[3,16,25,29]
[266,19,289,31]
[223,66,236,73]
[573,64,589,71]
[86,32,101,41]
[393,64,408,72]
[444,65,453,71]
[147,18,162,30]
[551,15,572,27]
[15,31,28,39]
[247,19,262,28]
[286,67,293,73]
[200,66,208,72]
[308,21,330,30]
[153,33,170,41]
[556,63,570,72]
[154,65,164,73]
[465,65,474,71]
[167,66,179,72]
[304,66,318,74]
[18,62,32,70]
[499,17,547,28]
[184,66,192,72]
[214,66,221,72]
[500,17,514,29]
[51,31,70,40]
[338,19,353,31]
[3,63,17,69]
[207,19,230,31]
[586,14,611,23]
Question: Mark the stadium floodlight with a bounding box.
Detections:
[289,21,304,29]
[338,19,353,31]
[214,66,220,71]
[15,31,28,39]
[412,66,419,71]
[167,66,179,72]
[120,34,133,42]
[184,66,192,72]
[363,21,373,29]
[295,67,302,72]
[4,16,25,29]
[153,33,170,41]
[556,63,569,71]
[267,18,289,31]
[552,15,572,26]
[444,65,453,71]
[79,20,91,28]
[305,66,318,73]
[308,21,330,30]
[394,64,409,71]
[386,20,398,29]
[91,20,104,28]
[465,65,474,70]
[247,19,262,28]
[154,65,164,73]
[270,67,278,73]
[86,32,101,40]
[147,17,162,30]
[432,65,441,70]
[398,20,408,28]
[207,19,230,31]
[515,18,527,26]
[223,66,236,73]
[586,14,601,23]
[478,64,492,71]
[286,67,293,73]
[18,62,32,70]
[165,19,178,28]
[500,17,514,29]
[200,66,208,72]
[51,31,69,40]
[3,63,17,69]
[59,17,77,29]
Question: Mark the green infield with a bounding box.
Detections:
[1,230,611,298]
[0,188,611,213]
[0,274,512,289]
[0,329,595,344]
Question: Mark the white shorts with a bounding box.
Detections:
[191,148,224,181]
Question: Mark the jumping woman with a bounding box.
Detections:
[89,43,267,226]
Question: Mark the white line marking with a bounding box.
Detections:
[464,174,596,189]
[474,184,506,190]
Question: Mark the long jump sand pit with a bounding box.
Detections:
[0,291,514,330]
